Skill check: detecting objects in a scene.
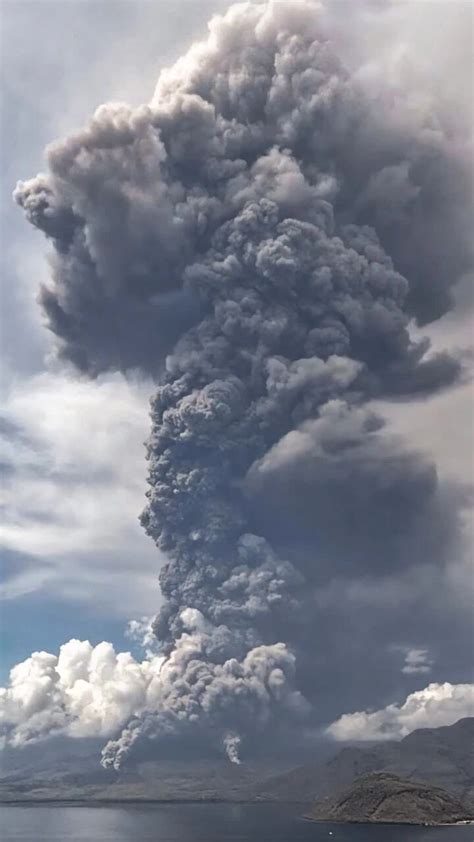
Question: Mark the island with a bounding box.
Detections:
[307,772,474,826]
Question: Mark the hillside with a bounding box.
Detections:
[1,718,472,803]
[255,717,474,804]
[0,741,288,803]
[308,772,473,825]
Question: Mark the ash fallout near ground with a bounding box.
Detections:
[11,0,473,766]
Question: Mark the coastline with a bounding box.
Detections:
[304,815,474,828]
[0,798,295,807]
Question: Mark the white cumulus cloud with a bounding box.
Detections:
[326,681,474,742]
[0,370,161,617]
[0,638,164,748]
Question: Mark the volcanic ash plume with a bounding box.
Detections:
[13,1,472,766]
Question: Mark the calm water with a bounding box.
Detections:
[1,803,472,841]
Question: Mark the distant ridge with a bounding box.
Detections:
[254,717,474,805]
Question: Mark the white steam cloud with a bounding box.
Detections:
[326,682,474,742]
[223,732,242,764]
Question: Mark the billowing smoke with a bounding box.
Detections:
[11,0,473,764]
[223,733,242,764]
[14,1,471,379]
[100,609,307,769]
[0,620,305,758]
[2,635,470,750]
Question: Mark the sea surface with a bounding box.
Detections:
[1,803,472,842]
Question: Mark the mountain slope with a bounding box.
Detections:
[1,718,472,803]
[256,717,474,804]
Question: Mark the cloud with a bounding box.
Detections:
[0,612,307,769]
[0,371,160,617]
[0,637,164,748]
[401,648,433,676]
[326,682,474,742]
[125,617,157,658]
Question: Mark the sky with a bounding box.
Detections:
[1,0,232,674]
[0,0,473,766]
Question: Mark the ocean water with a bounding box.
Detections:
[1,803,472,841]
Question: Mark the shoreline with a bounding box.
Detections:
[0,799,294,807]
[304,815,474,828]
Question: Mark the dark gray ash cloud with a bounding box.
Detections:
[13,0,473,766]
